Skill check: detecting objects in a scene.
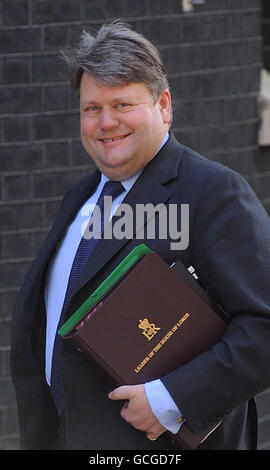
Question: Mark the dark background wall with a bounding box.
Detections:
[0,0,269,450]
[263,0,270,72]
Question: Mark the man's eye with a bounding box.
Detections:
[85,105,99,112]
[118,103,130,109]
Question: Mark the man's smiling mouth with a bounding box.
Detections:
[100,133,131,143]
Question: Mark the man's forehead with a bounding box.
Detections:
[80,74,152,102]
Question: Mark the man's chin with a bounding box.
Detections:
[96,158,139,181]
[96,151,134,169]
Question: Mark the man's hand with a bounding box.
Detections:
[108,384,166,440]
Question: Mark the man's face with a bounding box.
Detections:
[80,73,171,180]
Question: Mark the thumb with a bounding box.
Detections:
[108,385,133,401]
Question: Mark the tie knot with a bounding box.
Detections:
[100,180,125,200]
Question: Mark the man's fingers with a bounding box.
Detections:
[146,432,158,441]
[108,385,132,401]
[109,384,166,438]
[146,426,166,441]
[120,402,130,421]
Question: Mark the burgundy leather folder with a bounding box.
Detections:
[63,249,227,449]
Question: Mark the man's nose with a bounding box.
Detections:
[99,108,119,129]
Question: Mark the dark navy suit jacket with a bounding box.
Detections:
[10,134,270,449]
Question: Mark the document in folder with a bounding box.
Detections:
[59,244,228,449]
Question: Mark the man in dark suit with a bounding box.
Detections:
[10,21,270,450]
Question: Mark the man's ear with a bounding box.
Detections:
[158,89,172,125]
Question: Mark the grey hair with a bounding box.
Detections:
[61,21,170,103]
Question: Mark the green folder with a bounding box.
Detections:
[58,243,151,337]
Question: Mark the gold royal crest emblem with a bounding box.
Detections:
[138,318,161,341]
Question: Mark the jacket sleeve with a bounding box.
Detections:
[161,167,270,434]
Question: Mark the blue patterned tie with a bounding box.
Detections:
[50,180,125,415]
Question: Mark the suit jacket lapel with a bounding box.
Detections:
[29,169,101,284]
[51,169,101,247]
